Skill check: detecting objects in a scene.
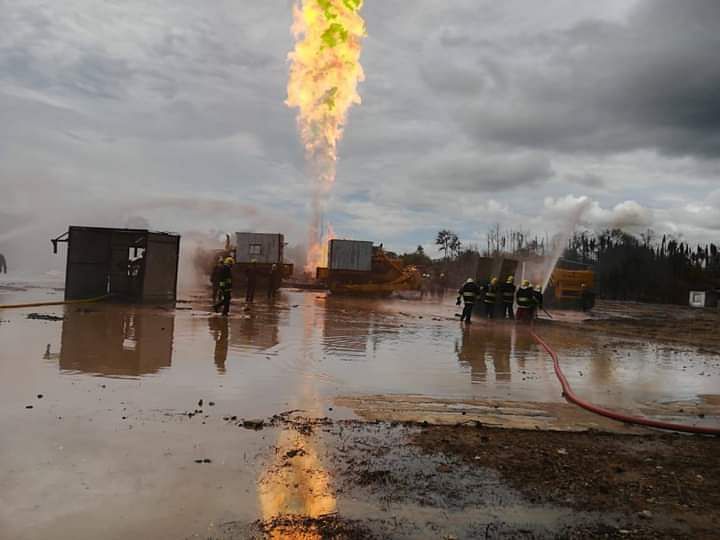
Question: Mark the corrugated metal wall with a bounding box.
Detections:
[329,240,373,271]
[235,233,283,264]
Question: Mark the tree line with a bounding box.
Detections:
[563,229,720,303]
[399,227,720,304]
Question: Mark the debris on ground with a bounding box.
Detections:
[242,419,265,430]
[27,313,64,321]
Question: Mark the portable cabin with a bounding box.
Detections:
[52,226,180,302]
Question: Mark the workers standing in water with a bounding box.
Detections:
[267,263,281,299]
[210,256,223,303]
[246,260,258,303]
[0,252,6,273]
[213,257,234,316]
[482,276,499,318]
[533,285,544,319]
[580,283,595,311]
[500,275,516,319]
[515,280,536,322]
[457,278,481,323]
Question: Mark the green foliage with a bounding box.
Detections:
[563,229,720,303]
[400,245,432,267]
[436,230,460,259]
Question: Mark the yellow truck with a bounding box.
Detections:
[546,267,595,309]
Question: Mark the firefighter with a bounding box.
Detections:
[210,257,223,303]
[213,257,234,316]
[457,278,481,323]
[500,275,516,319]
[246,259,258,303]
[515,280,536,322]
[267,263,281,299]
[533,285,544,319]
[580,283,595,312]
[483,276,499,318]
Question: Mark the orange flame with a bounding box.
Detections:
[305,223,334,274]
[286,0,366,274]
[320,223,335,268]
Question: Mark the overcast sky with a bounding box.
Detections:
[1,0,719,271]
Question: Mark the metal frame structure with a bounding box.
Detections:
[52,226,180,302]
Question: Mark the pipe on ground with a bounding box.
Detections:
[531,328,720,436]
[0,295,109,310]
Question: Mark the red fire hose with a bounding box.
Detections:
[531,329,720,436]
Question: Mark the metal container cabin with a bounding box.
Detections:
[52,226,180,302]
[234,233,284,264]
[328,239,373,272]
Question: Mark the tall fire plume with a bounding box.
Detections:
[286,0,366,273]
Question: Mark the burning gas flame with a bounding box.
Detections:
[305,222,335,273]
[286,0,366,273]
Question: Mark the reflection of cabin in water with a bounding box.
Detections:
[59,307,174,377]
[52,226,180,302]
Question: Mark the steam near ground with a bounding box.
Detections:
[177,232,308,294]
[0,194,691,286]
[0,197,309,285]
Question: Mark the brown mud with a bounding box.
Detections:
[212,414,719,539]
[577,300,720,353]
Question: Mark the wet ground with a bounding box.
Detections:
[1,282,719,538]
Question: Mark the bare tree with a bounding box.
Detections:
[449,234,462,258]
[436,230,453,259]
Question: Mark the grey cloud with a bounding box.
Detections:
[58,53,133,100]
[419,61,489,97]
[566,173,605,189]
[415,151,553,192]
[454,0,720,158]
[2,0,719,270]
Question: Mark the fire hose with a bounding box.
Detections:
[531,328,720,436]
[0,295,109,310]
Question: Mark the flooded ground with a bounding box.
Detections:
[1,283,719,538]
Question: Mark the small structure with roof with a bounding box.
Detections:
[52,226,180,302]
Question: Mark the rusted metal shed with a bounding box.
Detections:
[52,226,180,302]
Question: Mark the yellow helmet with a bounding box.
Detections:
[224,257,234,265]
[490,276,498,285]
[522,279,530,287]
[506,275,514,284]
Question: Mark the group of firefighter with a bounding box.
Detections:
[210,257,282,316]
[457,275,543,324]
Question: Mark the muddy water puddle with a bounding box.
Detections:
[1,289,719,421]
[1,287,719,538]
